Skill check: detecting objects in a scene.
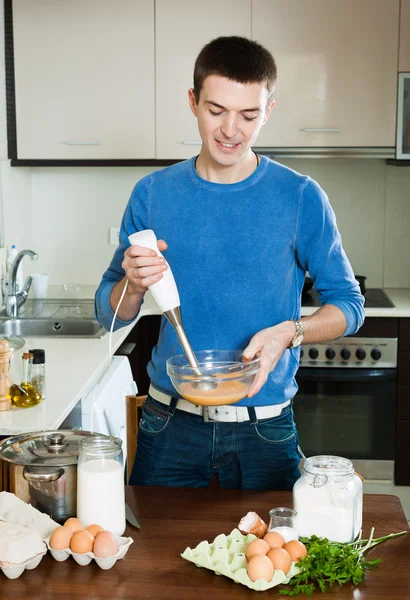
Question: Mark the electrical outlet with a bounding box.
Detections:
[109,227,120,246]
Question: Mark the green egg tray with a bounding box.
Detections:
[181,528,301,592]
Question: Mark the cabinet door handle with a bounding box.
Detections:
[300,128,341,133]
[182,141,202,145]
[64,141,103,145]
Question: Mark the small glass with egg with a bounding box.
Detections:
[268,507,299,543]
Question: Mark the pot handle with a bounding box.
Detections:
[23,467,65,482]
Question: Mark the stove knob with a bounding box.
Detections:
[341,349,351,360]
[300,348,304,358]
[371,348,382,361]
[309,348,319,359]
[356,348,366,361]
[325,348,336,360]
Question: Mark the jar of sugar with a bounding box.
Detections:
[293,455,363,543]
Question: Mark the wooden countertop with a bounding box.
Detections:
[1,487,409,598]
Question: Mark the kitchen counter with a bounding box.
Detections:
[1,487,409,599]
[0,291,160,435]
[1,286,409,435]
[301,288,410,318]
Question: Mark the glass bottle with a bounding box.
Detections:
[293,455,363,543]
[29,348,46,400]
[0,338,13,411]
[77,436,125,536]
[10,352,42,408]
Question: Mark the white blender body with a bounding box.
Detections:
[127,230,179,313]
[128,230,215,390]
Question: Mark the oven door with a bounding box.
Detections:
[293,367,396,480]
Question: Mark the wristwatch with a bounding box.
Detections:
[288,319,304,348]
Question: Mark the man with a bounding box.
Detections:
[95,36,365,490]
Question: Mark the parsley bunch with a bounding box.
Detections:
[279,528,407,596]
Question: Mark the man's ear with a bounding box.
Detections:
[262,98,275,125]
[188,88,198,117]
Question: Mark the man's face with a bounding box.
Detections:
[188,75,274,167]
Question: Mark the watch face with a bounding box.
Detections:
[292,336,303,348]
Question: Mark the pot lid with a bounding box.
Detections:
[0,430,107,466]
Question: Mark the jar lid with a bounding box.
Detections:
[0,430,109,466]
[79,435,122,458]
[28,349,46,364]
[303,455,354,477]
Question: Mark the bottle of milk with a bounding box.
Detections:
[77,436,125,536]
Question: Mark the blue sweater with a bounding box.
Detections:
[95,156,364,406]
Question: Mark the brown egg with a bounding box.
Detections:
[267,547,292,575]
[64,517,84,533]
[49,526,73,550]
[283,540,308,562]
[247,554,274,582]
[263,531,285,549]
[93,531,119,558]
[70,530,94,554]
[245,538,270,561]
[86,524,104,537]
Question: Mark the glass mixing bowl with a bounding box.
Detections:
[166,350,260,406]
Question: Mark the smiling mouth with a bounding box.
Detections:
[216,140,240,151]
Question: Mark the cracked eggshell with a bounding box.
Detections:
[238,512,268,538]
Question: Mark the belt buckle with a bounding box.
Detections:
[202,406,210,422]
[203,406,225,422]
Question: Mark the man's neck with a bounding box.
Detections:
[195,150,258,184]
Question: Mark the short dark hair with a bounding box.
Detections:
[193,36,277,103]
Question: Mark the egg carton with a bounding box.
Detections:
[45,535,133,570]
[0,492,59,539]
[0,547,47,580]
[181,528,301,592]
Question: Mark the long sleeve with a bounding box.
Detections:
[295,178,365,336]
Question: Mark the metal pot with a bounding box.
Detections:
[0,430,110,523]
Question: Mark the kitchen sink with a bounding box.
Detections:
[0,318,107,338]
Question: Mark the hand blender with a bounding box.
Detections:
[128,230,216,391]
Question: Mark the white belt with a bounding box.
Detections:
[148,384,291,423]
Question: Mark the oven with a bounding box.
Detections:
[294,288,398,481]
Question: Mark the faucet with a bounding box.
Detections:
[6,249,38,317]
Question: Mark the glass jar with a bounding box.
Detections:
[29,348,46,400]
[293,455,363,543]
[10,352,42,408]
[77,436,125,536]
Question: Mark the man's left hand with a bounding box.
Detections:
[242,321,295,398]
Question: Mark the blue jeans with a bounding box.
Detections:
[129,394,301,490]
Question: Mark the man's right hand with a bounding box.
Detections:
[109,239,168,321]
[122,239,168,294]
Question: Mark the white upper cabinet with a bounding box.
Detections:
[399,0,410,71]
[252,0,400,148]
[155,0,251,159]
[13,0,155,159]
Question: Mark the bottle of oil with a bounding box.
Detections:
[0,338,13,411]
[10,352,42,408]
